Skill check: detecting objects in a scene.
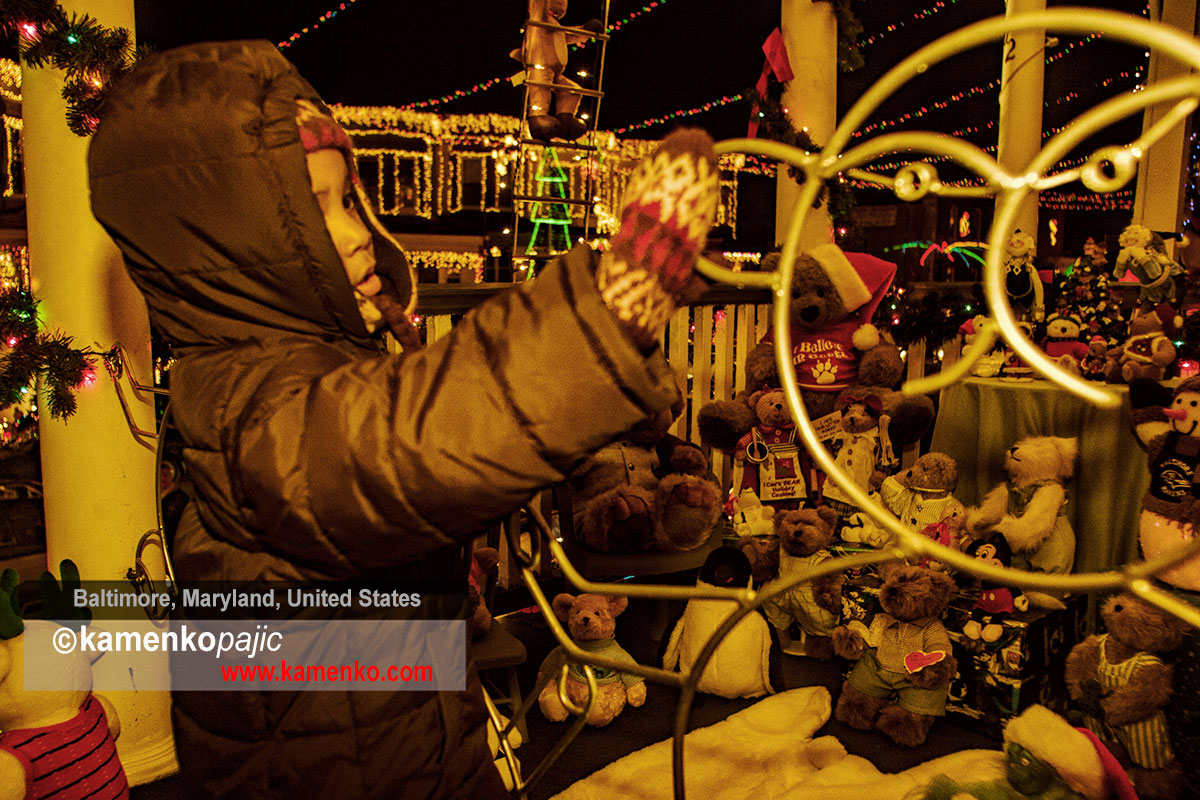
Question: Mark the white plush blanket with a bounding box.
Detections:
[550,687,1005,800]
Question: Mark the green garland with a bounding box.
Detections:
[1,289,94,419]
[880,283,985,348]
[0,0,139,135]
[815,0,865,73]
[747,85,855,222]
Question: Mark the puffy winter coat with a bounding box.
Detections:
[87,41,679,799]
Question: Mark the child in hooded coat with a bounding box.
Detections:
[86,40,719,800]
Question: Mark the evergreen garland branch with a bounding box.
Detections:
[1,2,139,135]
[746,86,855,222]
[881,284,985,348]
[0,289,94,419]
[813,0,864,73]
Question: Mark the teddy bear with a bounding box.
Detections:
[537,593,646,726]
[1114,223,1184,310]
[467,546,500,639]
[0,563,127,799]
[1065,592,1188,800]
[759,506,845,658]
[661,547,775,699]
[1003,229,1045,322]
[842,452,965,552]
[510,0,602,141]
[819,391,897,520]
[1041,312,1090,373]
[1080,335,1112,382]
[737,532,781,585]
[1107,305,1177,383]
[964,435,1078,575]
[832,561,958,746]
[960,535,1028,642]
[921,704,1138,800]
[731,388,808,509]
[1128,377,1200,591]
[697,245,934,457]
[568,396,722,553]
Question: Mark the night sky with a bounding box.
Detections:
[129,0,1152,143]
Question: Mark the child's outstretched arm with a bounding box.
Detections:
[212,132,720,568]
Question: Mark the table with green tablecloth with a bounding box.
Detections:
[930,376,1148,574]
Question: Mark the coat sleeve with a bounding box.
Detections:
[231,246,682,571]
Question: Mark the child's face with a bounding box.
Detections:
[306,149,379,298]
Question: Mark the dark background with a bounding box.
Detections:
[1,1,1168,257]
[128,0,1149,143]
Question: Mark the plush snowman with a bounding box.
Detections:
[1131,377,1200,590]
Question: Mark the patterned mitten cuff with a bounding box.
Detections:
[598,128,719,349]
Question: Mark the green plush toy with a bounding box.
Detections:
[921,705,1136,800]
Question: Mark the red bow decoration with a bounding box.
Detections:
[838,393,884,413]
[748,28,794,138]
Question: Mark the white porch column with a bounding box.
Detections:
[21,0,176,785]
[776,0,837,251]
[996,0,1047,241]
[1132,0,1197,252]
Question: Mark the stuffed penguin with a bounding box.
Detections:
[661,548,775,699]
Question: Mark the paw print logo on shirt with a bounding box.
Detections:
[813,359,838,385]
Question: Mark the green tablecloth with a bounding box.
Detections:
[930,376,1147,574]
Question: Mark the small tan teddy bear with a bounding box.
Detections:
[1065,592,1188,800]
[759,506,845,659]
[537,593,647,727]
[965,435,1078,575]
[832,562,958,747]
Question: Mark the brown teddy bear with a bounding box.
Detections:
[819,391,897,520]
[759,506,845,658]
[1065,592,1188,800]
[842,452,965,554]
[697,245,934,458]
[964,435,1078,575]
[832,562,958,746]
[1108,305,1177,383]
[732,388,807,509]
[569,396,722,553]
[1080,335,1112,382]
[537,593,647,726]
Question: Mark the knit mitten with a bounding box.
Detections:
[598,128,719,349]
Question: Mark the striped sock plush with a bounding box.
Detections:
[598,128,719,349]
